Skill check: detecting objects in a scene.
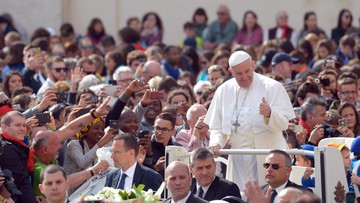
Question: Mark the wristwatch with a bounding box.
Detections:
[89,108,99,118]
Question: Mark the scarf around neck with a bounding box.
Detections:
[1,132,35,173]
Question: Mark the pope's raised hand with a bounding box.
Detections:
[259,97,271,118]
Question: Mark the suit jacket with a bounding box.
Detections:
[105,163,163,191]
[191,176,241,201]
[21,67,45,94]
[261,180,312,203]
[162,194,208,203]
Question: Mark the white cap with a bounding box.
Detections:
[228,51,250,67]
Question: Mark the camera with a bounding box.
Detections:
[35,113,51,125]
[137,130,149,139]
[55,92,68,103]
[322,122,341,138]
[315,77,330,87]
[0,168,22,201]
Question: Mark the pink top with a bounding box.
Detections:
[233,26,263,46]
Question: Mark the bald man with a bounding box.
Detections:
[164,161,207,203]
[205,51,295,191]
[142,60,162,84]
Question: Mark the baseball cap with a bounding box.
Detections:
[327,142,347,151]
[325,55,343,68]
[228,51,250,67]
[298,144,314,159]
[271,52,299,66]
[351,136,360,155]
[261,50,277,67]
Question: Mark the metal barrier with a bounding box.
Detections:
[165,146,349,202]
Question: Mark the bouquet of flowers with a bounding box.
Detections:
[84,184,163,203]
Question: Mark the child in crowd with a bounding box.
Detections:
[179,22,202,50]
[296,144,315,187]
[350,136,360,190]
[327,142,353,191]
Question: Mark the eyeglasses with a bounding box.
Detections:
[341,91,357,96]
[196,91,202,96]
[208,65,223,72]
[118,78,134,83]
[84,71,96,75]
[154,126,173,133]
[263,163,290,170]
[110,149,127,155]
[81,45,94,50]
[52,67,68,73]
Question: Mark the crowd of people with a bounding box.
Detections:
[0,4,359,203]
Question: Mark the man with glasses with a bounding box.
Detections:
[151,112,181,177]
[79,37,94,57]
[113,66,135,90]
[260,150,309,203]
[37,56,67,101]
[105,133,162,191]
[76,57,97,76]
[203,4,238,51]
[337,77,358,108]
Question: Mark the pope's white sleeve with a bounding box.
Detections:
[209,130,227,148]
[266,110,290,132]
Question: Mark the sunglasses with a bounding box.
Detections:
[84,71,96,75]
[81,45,94,50]
[263,163,289,170]
[52,67,68,73]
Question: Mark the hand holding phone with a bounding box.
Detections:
[76,107,92,117]
[338,118,347,128]
[150,92,164,100]
[109,120,119,135]
[35,113,51,125]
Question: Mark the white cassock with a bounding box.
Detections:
[204,72,295,191]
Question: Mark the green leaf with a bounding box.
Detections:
[135,184,145,193]
[118,190,128,200]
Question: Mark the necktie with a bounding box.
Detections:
[197,187,204,198]
[117,173,127,189]
[35,74,40,82]
[269,189,277,203]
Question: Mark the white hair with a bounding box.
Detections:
[113,66,134,81]
[193,80,211,95]
[186,103,207,120]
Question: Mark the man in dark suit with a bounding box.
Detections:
[245,149,311,203]
[163,161,207,203]
[190,147,241,201]
[21,45,46,94]
[105,133,163,191]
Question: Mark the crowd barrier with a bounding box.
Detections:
[165,138,357,202]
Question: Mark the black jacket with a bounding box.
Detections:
[105,163,163,192]
[163,193,208,203]
[0,136,36,203]
[191,176,241,201]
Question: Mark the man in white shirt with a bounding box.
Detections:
[37,56,67,101]
[163,161,207,203]
[205,51,295,191]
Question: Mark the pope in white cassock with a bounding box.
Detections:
[204,51,295,191]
